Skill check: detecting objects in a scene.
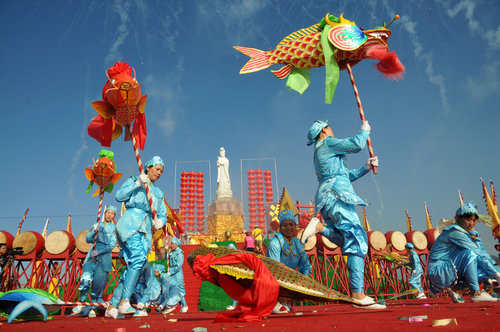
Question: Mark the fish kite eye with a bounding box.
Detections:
[111,79,116,85]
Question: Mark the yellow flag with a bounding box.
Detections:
[481,178,500,233]
[278,187,299,215]
[362,207,371,232]
[424,202,433,229]
[405,209,412,232]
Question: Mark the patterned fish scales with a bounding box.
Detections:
[269,32,325,69]
[188,246,354,303]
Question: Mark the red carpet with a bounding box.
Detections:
[0,298,497,331]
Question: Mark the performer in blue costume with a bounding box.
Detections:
[427,202,499,303]
[158,237,187,314]
[105,156,168,318]
[469,229,500,293]
[266,209,312,313]
[403,243,426,299]
[301,120,381,309]
[130,262,162,317]
[73,205,117,317]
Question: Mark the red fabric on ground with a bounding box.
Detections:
[192,252,280,322]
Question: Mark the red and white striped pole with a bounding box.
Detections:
[128,125,158,220]
[345,61,377,174]
[93,187,105,244]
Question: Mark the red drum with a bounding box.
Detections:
[367,230,387,251]
[0,230,14,247]
[424,228,440,249]
[315,233,339,252]
[45,230,75,255]
[296,229,317,251]
[385,231,407,251]
[76,229,92,253]
[12,231,45,256]
[405,230,428,251]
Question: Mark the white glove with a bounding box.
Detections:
[360,121,371,132]
[366,157,379,170]
[412,270,417,275]
[92,223,99,232]
[136,173,149,186]
[153,218,163,230]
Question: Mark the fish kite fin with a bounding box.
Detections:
[138,95,147,114]
[88,115,114,147]
[233,46,271,74]
[105,183,114,194]
[91,187,100,197]
[84,169,94,182]
[8,300,48,323]
[271,65,294,79]
[85,181,94,194]
[91,101,114,119]
[111,122,122,141]
[132,111,147,150]
[111,172,123,184]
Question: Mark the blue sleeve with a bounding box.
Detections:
[298,250,312,277]
[325,130,370,155]
[156,191,168,226]
[348,165,369,182]
[85,227,95,244]
[266,237,282,262]
[100,227,117,255]
[448,229,482,255]
[115,176,140,202]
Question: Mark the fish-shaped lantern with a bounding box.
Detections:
[188,246,355,304]
[88,62,148,149]
[84,149,123,197]
[234,13,405,103]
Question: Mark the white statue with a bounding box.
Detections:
[216,147,232,199]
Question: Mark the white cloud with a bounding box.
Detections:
[465,59,500,100]
[105,0,131,64]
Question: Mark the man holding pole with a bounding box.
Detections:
[106,156,168,318]
[301,120,382,308]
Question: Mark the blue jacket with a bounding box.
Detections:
[84,221,117,272]
[266,232,312,277]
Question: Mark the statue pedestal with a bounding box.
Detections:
[207,197,244,238]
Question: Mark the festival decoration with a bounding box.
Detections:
[87,62,148,149]
[278,187,299,215]
[15,208,29,237]
[481,178,500,242]
[362,206,371,232]
[188,246,358,321]
[234,13,404,103]
[84,149,123,197]
[247,170,258,229]
[405,210,413,232]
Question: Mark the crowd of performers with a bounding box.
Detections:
[71,120,499,320]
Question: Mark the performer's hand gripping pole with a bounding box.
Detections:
[345,61,377,174]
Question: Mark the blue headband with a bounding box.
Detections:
[278,209,296,224]
[171,237,181,246]
[307,120,329,146]
[105,205,117,213]
[455,201,478,217]
[146,156,164,169]
[405,242,414,249]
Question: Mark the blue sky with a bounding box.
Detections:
[1,0,499,255]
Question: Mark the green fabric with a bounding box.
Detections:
[211,241,237,248]
[85,181,94,194]
[263,238,271,248]
[198,281,234,311]
[105,182,114,194]
[286,67,311,95]
[320,25,339,104]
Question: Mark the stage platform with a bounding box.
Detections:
[0,298,497,331]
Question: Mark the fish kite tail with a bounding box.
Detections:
[365,45,405,80]
[233,46,271,74]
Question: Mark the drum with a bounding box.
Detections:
[367,230,387,251]
[424,228,440,249]
[45,230,75,255]
[296,229,317,251]
[315,233,339,251]
[12,231,45,256]
[76,229,92,253]
[0,230,14,247]
[385,231,407,251]
[405,230,428,251]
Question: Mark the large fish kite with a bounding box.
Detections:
[234,13,404,103]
